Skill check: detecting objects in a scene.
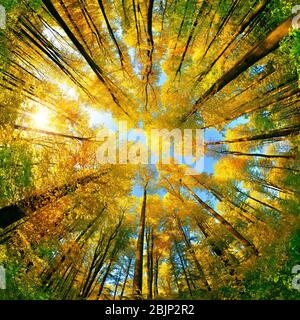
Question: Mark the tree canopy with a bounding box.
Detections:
[0,0,299,300]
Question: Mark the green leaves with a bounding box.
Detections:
[279,29,300,80]
[253,111,275,133]
[0,145,32,204]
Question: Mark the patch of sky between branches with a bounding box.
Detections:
[81,105,250,199]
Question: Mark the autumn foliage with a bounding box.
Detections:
[0,0,299,300]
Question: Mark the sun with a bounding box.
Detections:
[32,108,50,129]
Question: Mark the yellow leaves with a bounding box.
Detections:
[216,201,228,214]
[265,144,277,155]
[154,233,171,255]
[243,179,255,191]
[268,168,285,185]
[225,125,253,152]
[214,156,247,181]
[225,126,244,141]
[191,38,206,63]
[0,245,7,264]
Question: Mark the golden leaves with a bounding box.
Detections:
[214,156,247,181]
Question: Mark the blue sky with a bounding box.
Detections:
[81,105,249,201]
[80,42,251,202]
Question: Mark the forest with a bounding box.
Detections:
[0,0,299,300]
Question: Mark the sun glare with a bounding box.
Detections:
[32,108,50,129]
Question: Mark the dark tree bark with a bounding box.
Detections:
[153,254,160,299]
[146,225,154,299]
[97,257,114,299]
[214,150,296,159]
[174,240,193,298]
[120,256,132,300]
[14,124,93,141]
[98,0,124,65]
[196,0,269,83]
[174,2,207,78]
[206,124,300,145]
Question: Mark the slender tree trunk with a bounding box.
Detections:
[146,226,154,299]
[42,206,106,288]
[120,256,132,300]
[113,267,123,300]
[175,214,211,291]
[206,125,300,146]
[196,218,240,281]
[14,124,93,141]
[97,0,124,65]
[174,241,193,298]
[97,258,114,300]
[169,252,181,295]
[183,183,259,255]
[42,0,130,117]
[182,15,294,121]
[81,217,122,298]
[0,169,110,230]
[197,0,269,82]
[203,85,299,129]
[214,150,295,159]
[153,255,160,299]
[193,177,259,224]
[174,2,206,77]
[234,186,281,213]
[132,184,148,299]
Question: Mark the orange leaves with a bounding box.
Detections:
[70,141,97,168]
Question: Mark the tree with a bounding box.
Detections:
[0,0,299,301]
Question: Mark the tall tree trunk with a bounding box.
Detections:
[174,2,207,77]
[14,124,93,141]
[202,85,299,129]
[153,254,160,299]
[97,0,124,65]
[234,186,281,213]
[196,218,240,282]
[120,256,132,300]
[193,177,262,223]
[182,183,259,256]
[0,168,110,230]
[146,225,154,299]
[113,267,123,300]
[169,252,181,295]
[214,150,295,159]
[97,257,114,300]
[132,184,148,299]
[196,0,269,83]
[206,124,300,145]
[182,15,294,121]
[174,240,193,298]
[175,213,211,291]
[42,0,130,117]
[80,217,123,298]
[42,206,106,288]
